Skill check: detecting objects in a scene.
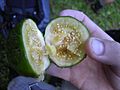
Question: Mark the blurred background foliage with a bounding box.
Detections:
[0,34,9,90]
[50,0,120,30]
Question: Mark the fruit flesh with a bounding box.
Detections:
[45,17,89,67]
[22,19,49,75]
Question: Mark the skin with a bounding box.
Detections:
[47,9,120,90]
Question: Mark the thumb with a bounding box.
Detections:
[86,37,120,90]
[86,37,120,67]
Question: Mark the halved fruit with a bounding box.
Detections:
[7,19,50,78]
[45,17,90,67]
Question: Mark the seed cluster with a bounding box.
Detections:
[52,23,65,34]
[52,23,82,60]
[31,48,42,66]
[63,31,81,46]
[25,24,42,65]
[56,47,74,60]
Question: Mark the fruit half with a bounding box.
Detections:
[7,19,50,77]
[45,17,89,67]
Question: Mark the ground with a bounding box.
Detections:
[50,0,120,30]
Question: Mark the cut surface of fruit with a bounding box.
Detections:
[45,17,89,67]
[7,19,50,77]
[22,19,49,75]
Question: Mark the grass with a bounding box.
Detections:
[50,0,120,30]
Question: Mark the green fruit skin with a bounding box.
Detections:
[6,20,39,78]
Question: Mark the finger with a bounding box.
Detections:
[60,9,113,40]
[86,37,120,73]
[46,64,70,81]
[86,37,120,66]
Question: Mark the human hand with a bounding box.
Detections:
[47,9,120,90]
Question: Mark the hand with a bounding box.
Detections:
[47,9,120,90]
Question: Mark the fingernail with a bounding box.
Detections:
[91,38,104,55]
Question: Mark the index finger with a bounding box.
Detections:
[60,9,113,41]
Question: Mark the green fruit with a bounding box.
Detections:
[45,17,90,67]
[7,19,50,78]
